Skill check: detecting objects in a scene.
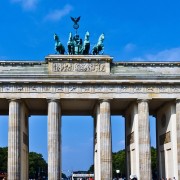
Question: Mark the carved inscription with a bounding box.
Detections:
[52,63,106,72]
[159,131,171,145]
[53,63,73,72]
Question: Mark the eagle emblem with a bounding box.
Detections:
[71,16,81,30]
[70,16,81,24]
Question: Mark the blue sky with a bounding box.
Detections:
[1,0,180,61]
[0,0,178,176]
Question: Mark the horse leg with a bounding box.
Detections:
[92,47,97,55]
[68,45,71,55]
[56,46,60,54]
[60,46,65,55]
[71,45,75,55]
[98,46,103,55]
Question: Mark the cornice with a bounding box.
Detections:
[0,61,45,66]
[45,54,113,63]
[112,61,180,67]
[0,59,180,67]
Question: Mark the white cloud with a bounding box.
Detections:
[44,4,73,22]
[145,47,180,61]
[11,0,38,10]
[124,43,136,52]
[133,47,180,61]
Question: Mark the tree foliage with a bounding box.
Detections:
[151,147,157,178]
[0,147,48,178]
[0,147,67,179]
[87,164,94,173]
[29,152,48,179]
[112,149,126,178]
[0,147,8,172]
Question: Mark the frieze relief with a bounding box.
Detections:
[52,62,106,73]
[0,84,179,94]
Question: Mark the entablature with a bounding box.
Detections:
[0,55,179,83]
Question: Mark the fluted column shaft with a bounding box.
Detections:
[138,99,152,180]
[176,99,180,179]
[8,100,21,180]
[48,100,61,180]
[100,100,112,180]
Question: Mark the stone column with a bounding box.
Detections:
[94,104,100,180]
[176,99,180,179]
[157,102,178,179]
[20,104,29,180]
[124,113,131,179]
[8,99,21,180]
[99,99,112,180]
[137,99,152,180]
[48,99,61,180]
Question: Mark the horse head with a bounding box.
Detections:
[54,33,59,42]
[98,33,104,43]
[92,33,105,55]
[84,31,90,41]
[68,32,73,42]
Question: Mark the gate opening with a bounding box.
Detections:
[62,116,93,177]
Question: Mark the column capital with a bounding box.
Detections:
[47,98,60,103]
[176,98,180,103]
[99,98,112,103]
[8,98,21,102]
[137,98,149,103]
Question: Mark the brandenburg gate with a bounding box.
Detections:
[1,16,180,180]
[0,54,179,180]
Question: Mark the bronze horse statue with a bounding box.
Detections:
[92,33,104,55]
[83,31,90,55]
[67,32,75,55]
[54,33,65,54]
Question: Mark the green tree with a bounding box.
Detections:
[87,164,94,173]
[29,152,47,179]
[0,147,68,179]
[112,149,126,178]
[29,152,67,179]
[0,147,8,172]
[62,173,67,179]
[151,146,157,178]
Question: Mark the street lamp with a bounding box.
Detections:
[116,169,120,179]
